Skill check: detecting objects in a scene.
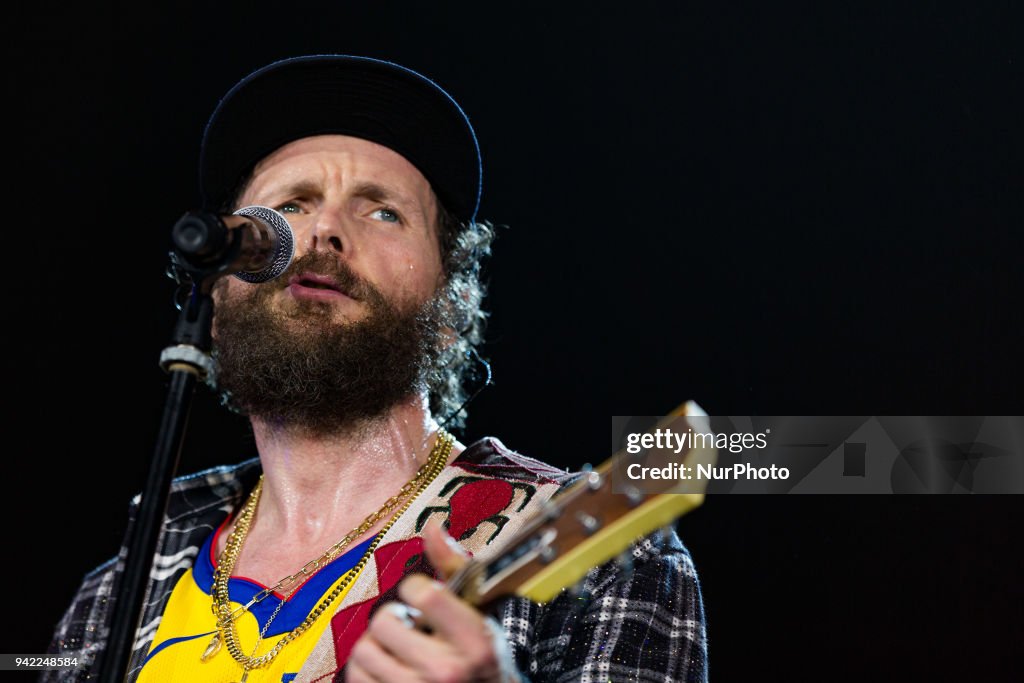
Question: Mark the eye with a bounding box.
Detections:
[276,201,302,214]
[370,207,401,224]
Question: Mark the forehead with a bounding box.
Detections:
[244,134,437,208]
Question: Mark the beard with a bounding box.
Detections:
[211,251,448,436]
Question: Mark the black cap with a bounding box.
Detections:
[199,55,482,223]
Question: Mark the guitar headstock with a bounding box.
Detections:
[451,401,718,608]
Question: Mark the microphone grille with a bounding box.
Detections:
[231,205,295,283]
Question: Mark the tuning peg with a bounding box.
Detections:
[538,544,557,564]
[622,485,644,507]
[580,463,607,490]
[575,511,600,535]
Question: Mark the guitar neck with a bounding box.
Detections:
[446,401,717,609]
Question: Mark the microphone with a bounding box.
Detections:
[171,205,295,283]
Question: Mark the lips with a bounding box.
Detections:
[287,272,353,301]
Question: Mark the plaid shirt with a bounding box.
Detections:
[45,438,708,682]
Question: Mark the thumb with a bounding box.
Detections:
[422,518,470,580]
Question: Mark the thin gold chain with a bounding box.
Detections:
[211,429,453,673]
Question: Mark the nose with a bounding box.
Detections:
[300,208,346,255]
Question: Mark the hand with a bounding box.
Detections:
[346,520,521,683]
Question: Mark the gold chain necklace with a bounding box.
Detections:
[205,429,453,676]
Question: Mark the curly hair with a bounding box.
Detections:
[223,174,495,431]
[429,203,495,430]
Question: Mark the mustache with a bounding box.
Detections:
[273,251,378,302]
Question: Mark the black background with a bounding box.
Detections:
[8,2,1022,680]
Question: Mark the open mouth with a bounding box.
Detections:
[288,273,351,299]
[299,279,338,291]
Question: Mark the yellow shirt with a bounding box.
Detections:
[137,524,374,683]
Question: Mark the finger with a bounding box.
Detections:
[422,518,470,580]
[366,602,455,671]
[345,658,379,683]
[348,626,420,683]
[398,575,496,655]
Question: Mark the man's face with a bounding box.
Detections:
[219,134,445,319]
[210,135,451,435]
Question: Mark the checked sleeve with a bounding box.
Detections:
[494,528,709,683]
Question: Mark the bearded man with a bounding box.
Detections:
[45,55,708,683]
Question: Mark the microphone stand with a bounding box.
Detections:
[98,236,233,683]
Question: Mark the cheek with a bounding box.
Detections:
[209,279,233,336]
[283,213,316,247]
[371,234,443,298]
[394,255,443,300]
[211,276,243,308]
[210,278,259,330]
